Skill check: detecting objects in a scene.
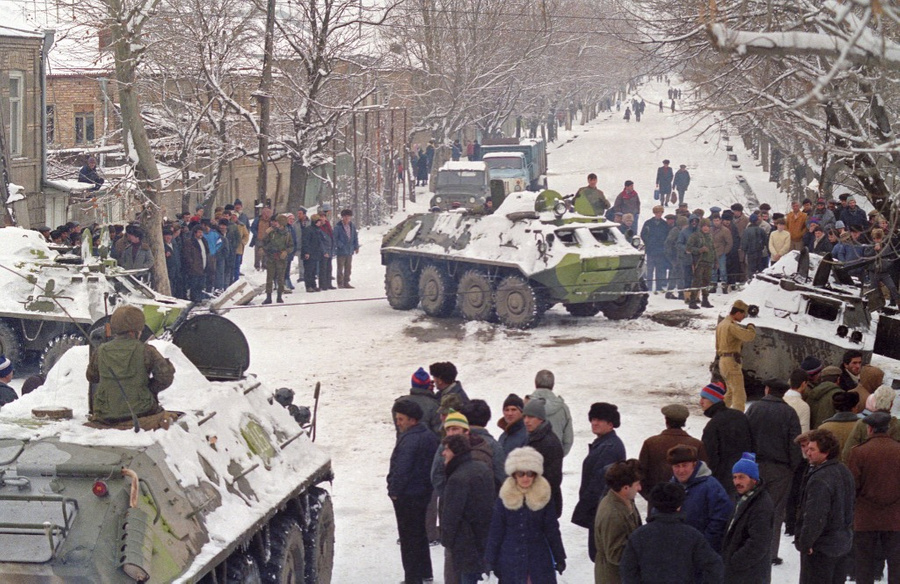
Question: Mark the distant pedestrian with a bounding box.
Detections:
[655,160,674,207]
[624,107,631,122]
[334,209,359,288]
[658,100,663,113]
[673,164,691,205]
[485,446,567,583]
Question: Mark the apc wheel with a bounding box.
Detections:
[40,333,86,375]
[226,553,262,584]
[564,303,602,317]
[0,321,23,366]
[495,275,540,329]
[600,278,649,320]
[385,260,419,310]
[418,264,457,317]
[457,270,496,321]
[263,519,305,584]
[304,488,335,584]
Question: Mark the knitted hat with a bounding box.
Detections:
[700,382,725,403]
[522,397,547,420]
[443,410,470,430]
[732,452,760,480]
[864,411,892,433]
[661,404,690,424]
[0,355,12,378]
[873,385,896,411]
[666,444,698,465]
[835,220,845,229]
[649,483,686,513]
[800,356,824,376]
[234,199,243,206]
[392,399,423,421]
[411,367,432,390]
[749,213,759,224]
[832,391,860,412]
[588,402,621,427]
[503,393,524,411]
[504,446,544,477]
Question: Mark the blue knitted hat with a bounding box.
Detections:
[732,452,759,481]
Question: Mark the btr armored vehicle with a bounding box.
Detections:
[382,190,648,328]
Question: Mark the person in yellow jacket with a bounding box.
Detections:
[715,300,756,411]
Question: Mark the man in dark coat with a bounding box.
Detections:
[388,400,440,584]
[497,393,528,455]
[301,214,325,292]
[655,159,674,206]
[440,434,495,584]
[673,164,690,205]
[429,362,470,406]
[796,428,855,584]
[723,453,775,583]
[638,404,707,516]
[333,209,359,288]
[163,227,184,299]
[395,367,441,437]
[839,349,864,391]
[182,225,210,302]
[700,382,754,496]
[78,156,104,190]
[523,397,565,518]
[847,412,900,584]
[572,402,626,561]
[620,483,724,583]
[460,400,507,488]
[746,378,803,564]
[640,205,671,293]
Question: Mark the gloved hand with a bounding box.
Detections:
[556,559,566,575]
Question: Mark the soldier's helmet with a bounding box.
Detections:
[110,305,145,335]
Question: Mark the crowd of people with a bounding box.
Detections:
[388,348,900,584]
[31,199,360,305]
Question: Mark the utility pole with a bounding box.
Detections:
[257,0,276,209]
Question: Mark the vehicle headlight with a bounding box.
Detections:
[553,200,567,219]
[435,196,442,203]
[469,197,475,203]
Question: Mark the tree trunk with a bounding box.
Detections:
[257,0,276,207]
[108,0,170,295]
[288,160,309,212]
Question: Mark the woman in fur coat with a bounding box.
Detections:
[485,447,567,583]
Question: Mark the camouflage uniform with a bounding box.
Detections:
[262,218,295,302]
[687,226,715,307]
[574,186,610,216]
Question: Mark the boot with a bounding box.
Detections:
[262,294,273,305]
[701,294,713,308]
[689,300,700,309]
[722,284,730,294]
[277,294,284,303]
[677,292,684,300]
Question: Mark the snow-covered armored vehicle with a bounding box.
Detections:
[0,228,189,374]
[382,190,648,328]
[734,249,900,390]
[0,343,333,583]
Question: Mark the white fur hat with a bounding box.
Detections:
[505,446,544,477]
[873,385,896,412]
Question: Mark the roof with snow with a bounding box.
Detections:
[439,161,487,172]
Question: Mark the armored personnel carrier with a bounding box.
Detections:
[0,227,190,374]
[381,190,648,328]
[0,343,333,583]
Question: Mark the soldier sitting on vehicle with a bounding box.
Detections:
[86,305,177,431]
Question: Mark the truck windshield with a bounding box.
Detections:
[484,158,524,171]
[437,172,486,187]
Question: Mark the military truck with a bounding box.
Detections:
[0,227,190,374]
[480,138,548,191]
[0,343,333,583]
[429,161,492,210]
[382,190,648,328]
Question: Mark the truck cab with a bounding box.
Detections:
[482,152,529,193]
[430,161,491,210]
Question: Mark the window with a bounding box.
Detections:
[46,105,54,144]
[75,107,95,144]
[9,72,24,156]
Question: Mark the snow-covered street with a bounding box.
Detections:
[220,80,873,582]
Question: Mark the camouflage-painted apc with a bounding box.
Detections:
[0,343,333,584]
[0,227,189,375]
[381,190,648,328]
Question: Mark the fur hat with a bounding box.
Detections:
[733,299,749,312]
[721,210,734,221]
[504,446,544,477]
[110,305,145,335]
[588,402,621,427]
[650,483,686,513]
[523,397,547,420]
[443,410,469,430]
[666,444,698,465]
[503,393,524,411]
[411,367,431,390]
[699,218,711,228]
[0,355,12,378]
[730,203,744,212]
[832,391,860,412]
[392,398,423,421]
[732,452,759,480]
[873,385,896,412]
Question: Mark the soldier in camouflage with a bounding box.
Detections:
[687,218,716,310]
[262,214,295,304]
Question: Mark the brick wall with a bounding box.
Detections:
[46,74,119,150]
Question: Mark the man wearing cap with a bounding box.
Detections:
[711,212,733,294]
[250,206,273,270]
[594,460,643,583]
[498,394,528,455]
[641,205,671,293]
[809,198,836,230]
[796,428,854,584]
[620,483,724,583]
[715,299,756,411]
[261,214,294,304]
[318,203,336,290]
[723,453,775,583]
[460,400,507,487]
[334,209,360,288]
[85,305,176,429]
[0,356,17,408]
[667,444,733,553]
[638,404,708,515]
[673,164,690,205]
[840,196,868,230]
[847,412,900,584]
[572,403,626,560]
[523,398,564,518]
[701,381,754,496]
[676,214,700,303]
[116,227,154,272]
[389,399,440,584]
[842,385,900,462]
[655,160,674,207]
[746,378,803,564]
[686,217,715,309]
[396,368,441,437]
